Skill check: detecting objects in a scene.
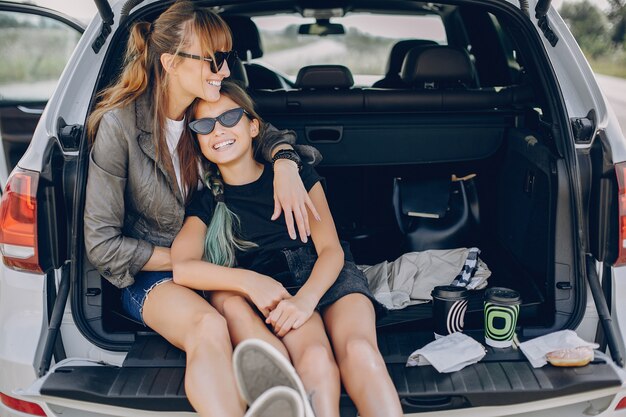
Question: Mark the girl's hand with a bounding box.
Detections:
[272,160,321,243]
[266,294,317,337]
[245,273,290,318]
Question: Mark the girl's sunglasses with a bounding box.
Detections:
[176,50,238,73]
[188,107,248,135]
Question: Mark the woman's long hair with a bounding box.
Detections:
[192,81,267,266]
[87,0,232,201]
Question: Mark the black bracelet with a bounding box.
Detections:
[271,149,302,171]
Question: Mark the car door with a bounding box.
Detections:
[0,2,83,189]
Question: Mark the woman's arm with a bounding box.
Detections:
[266,182,344,336]
[171,217,290,317]
[141,246,173,271]
[84,112,155,288]
[259,125,322,167]
[260,125,322,243]
[272,159,320,243]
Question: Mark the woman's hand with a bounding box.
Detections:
[272,160,321,243]
[266,294,317,337]
[244,273,290,318]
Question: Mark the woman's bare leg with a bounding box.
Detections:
[323,293,403,417]
[142,282,245,417]
[212,291,341,417]
[282,313,341,417]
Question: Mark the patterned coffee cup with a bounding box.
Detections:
[431,285,469,339]
[484,287,521,348]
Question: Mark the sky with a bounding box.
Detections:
[18,0,613,25]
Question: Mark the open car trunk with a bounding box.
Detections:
[45,117,622,414]
[34,0,624,414]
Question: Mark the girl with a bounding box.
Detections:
[84,2,320,416]
[172,81,403,417]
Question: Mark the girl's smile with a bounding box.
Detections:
[212,138,236,151]
[192,96,261,185]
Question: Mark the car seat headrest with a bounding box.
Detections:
[295,65,354,89]
[401,46,477,88]
[385,39,439,76]
[227,56,249,89]
[222,15,263,60]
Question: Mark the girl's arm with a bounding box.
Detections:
[266,182,345,336]
[171,217,290,317]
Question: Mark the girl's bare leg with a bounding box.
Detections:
[212,291,341,417]
[282,313,341,417]
[323,293,403,417]
[142,282,245,417]
[210,291,289,358]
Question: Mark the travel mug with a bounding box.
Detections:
[431,285,469,339]
[484,287,521,348]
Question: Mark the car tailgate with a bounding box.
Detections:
[20,333,624,414]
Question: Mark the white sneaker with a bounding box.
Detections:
[233,339,316,417]
[244,386,304,417]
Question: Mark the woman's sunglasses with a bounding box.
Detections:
[176,50,238,73]
[188,107,248,135]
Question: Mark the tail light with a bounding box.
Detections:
[0,393,46,416]
[616,162,626,266]
[615,396,626,410]
[0,168,42,273]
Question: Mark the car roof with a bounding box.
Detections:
[217,0,453,17]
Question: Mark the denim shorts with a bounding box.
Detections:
[121,271,173,325]
[279,245,387,318]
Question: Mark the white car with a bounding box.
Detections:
[0,1,83,189]
[1,0,626,416]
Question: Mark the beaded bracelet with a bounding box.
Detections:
[271,149,302,171]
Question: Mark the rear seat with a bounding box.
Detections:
[223,15,289,90]
[252,46,533,114]
[371,39,439,88]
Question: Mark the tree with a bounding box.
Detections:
[560,0,610,58]
[607,0,626,44]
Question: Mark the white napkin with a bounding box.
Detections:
[406,332,487,373]
[518,330,599,368]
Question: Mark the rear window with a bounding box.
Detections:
[253,13,446,86]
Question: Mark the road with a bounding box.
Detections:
[596,74,626,136]
[262,39,347,72]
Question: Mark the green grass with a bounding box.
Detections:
[0,27,79,84]
[586,54,626,79]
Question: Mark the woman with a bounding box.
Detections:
[83,2,319,416]
[171,81,403,417]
